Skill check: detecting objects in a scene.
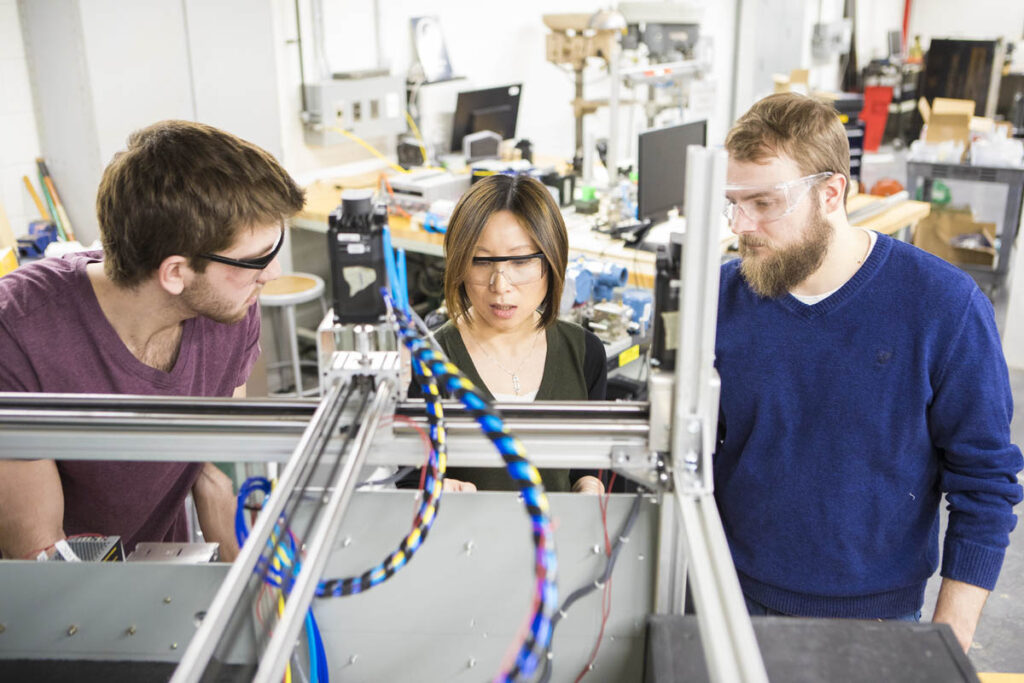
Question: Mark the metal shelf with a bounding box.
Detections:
[906,161,1024,291]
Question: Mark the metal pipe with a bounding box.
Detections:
[0,392,319,411]
[698,494,766,682]
[0,414,646,437]
[293,0,308,118]
[170,378,351,683]
[574,66,585,158]
[0,394,647,418]
[253,380,394,683]
[674,475,768,683]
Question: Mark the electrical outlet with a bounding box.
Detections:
[304,75,406,146]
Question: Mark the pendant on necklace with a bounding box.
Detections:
[512,374,521,395]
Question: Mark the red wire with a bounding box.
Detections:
[575,474,618,680]
[394,414,433,493]
[378,173,411,219]
[22,532,106,559]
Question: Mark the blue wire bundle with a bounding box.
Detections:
[314,332,448,597]
[387,296,559,682]
[237,284,557,681]
[236,478,329,683]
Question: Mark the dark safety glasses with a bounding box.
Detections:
[197,227,285,270]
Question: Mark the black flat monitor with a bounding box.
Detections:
[450,84,522,152]
[637,120,707,223]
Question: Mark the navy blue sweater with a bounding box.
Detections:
[714,233,1023,618]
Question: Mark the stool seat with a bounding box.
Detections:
[259,272,327,397]
[259,273,324,306]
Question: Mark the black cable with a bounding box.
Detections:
[537,490,647,683]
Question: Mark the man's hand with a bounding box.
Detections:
[572,475,606,495]
[192,462,240,562]
[932,577,990,652]
[442,478,477,492]
[0,459,65,559]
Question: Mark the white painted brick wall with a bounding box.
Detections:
[0,1,43,242]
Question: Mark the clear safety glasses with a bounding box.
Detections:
[466,252,547,286]
[723,172,834,224]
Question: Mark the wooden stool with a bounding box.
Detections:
[259,273,326,396]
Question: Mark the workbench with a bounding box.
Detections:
[292,174,931,290]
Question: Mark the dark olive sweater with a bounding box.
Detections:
[411,319,606,491]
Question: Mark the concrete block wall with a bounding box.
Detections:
[0,0,43,242]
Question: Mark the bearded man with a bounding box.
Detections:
[713,92,1022,653]
[0,121,305,561]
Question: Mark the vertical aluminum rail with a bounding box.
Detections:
[253,380,393,683]
[171,377,351,683]
[672,146,768,683]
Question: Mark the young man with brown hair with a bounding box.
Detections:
[715,92,1022,651]
[0,120,305,562]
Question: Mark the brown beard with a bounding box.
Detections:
[738,200,833,298]
[180,276,252,324]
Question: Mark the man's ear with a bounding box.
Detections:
[157,255,191,296]
[822,174,848,215]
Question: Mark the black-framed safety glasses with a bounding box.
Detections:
[196,226,285,270]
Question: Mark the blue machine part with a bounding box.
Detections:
[586,259,628,302]
[565,259,595,304]
[621,287,653,324]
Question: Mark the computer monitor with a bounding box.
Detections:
[450,84,522,152]
[637,120,708,223]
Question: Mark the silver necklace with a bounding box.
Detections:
[468,327,542,396]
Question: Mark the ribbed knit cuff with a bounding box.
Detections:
[737,571,926,619]
[941,536,1005,591]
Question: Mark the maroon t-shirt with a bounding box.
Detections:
[0,251,260,552]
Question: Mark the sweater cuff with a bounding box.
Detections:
[940,536,1006,591]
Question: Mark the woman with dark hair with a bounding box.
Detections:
[424,173,606,493]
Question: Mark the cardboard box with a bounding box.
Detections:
[919,97,975,146]
[950,226,996,266]
[913,207,995,268]
[772,69,810,94]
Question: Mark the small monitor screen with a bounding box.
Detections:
[451,84,522,152]
[637,120,708,223]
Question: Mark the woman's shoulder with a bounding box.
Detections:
[551,318,585,341]
[433,320,458,342]
[552,319,603,354]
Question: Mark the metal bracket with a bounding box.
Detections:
[610,445,666,489]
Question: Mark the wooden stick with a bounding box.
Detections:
[43,175,75,242]
[0,198,16,251]
[36,168,65,241]
[22,176,51,221]
[36,159,74,241]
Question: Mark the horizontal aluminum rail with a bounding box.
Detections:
[0,394,650,468]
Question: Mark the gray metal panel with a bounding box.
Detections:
[0,563,251,663]
[0,490,659,682]
[309,490,658,682]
